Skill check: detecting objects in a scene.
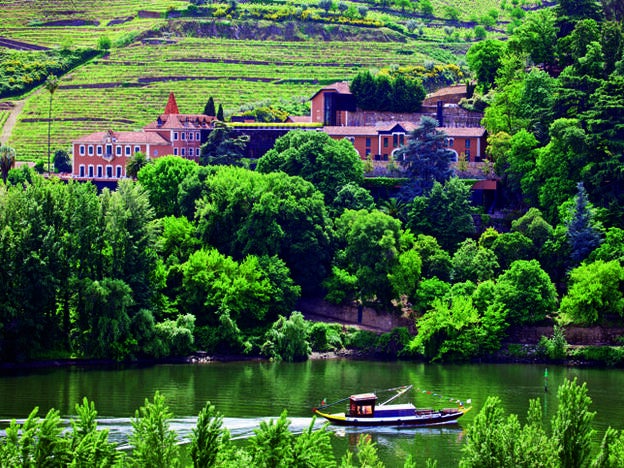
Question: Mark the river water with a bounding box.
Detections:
[1,360,623,465]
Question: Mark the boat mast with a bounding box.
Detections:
[379,385,413,406]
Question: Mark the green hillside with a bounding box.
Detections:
[0,0,540,160]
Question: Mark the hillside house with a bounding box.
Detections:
[72,93,215,180]
[323,122,486,163]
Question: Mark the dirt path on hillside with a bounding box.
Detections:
[0,99,25,145]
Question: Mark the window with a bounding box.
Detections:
[181,148,186,156]
[189,132,194,141]
[465,149,471,159]
[79,165,85,177]
[153,149,158,156]
[79,145,85,156]
[97,146,103,155]
[365,137,371,147]
[116,146,122,156]
[399,134,404,146]
[189,148,194,157]
[393,134,398,146]
[465,139,471,148]
[106,166,112,178]
[116,166,122,178]
[97,166,103,178]
[88,165,94,177]
[181,132,186,140]
[174,148,178,156]
[173,132,178,141]
[196,132,200,140]
[383,138,388,148]
[125,146,131,156]
[448,138,454,147]
[134,146,140,154]
[88,145,94,156]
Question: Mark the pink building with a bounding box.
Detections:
[72,93,215,180]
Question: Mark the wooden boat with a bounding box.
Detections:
[313,385,470,427]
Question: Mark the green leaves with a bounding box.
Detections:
[129,392,180,468]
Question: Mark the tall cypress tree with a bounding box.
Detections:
[203,96,216,116]
[217,104,224,121]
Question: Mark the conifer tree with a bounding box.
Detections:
[567,182,602,265]
[203,96,216,116]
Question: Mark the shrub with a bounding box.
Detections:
[537,325,568,360]
[261,312,311,362]
[308,322,344,352]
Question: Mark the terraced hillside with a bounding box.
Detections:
[0,0,539,160]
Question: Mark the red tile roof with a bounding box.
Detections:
[143,113,215,130]
[73,130,169,145]
[439,127,486,137]
[310,81,352,100]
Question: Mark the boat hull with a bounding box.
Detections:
[313,408,468,427]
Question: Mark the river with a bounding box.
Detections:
[1,360,623,465]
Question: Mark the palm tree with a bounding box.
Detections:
[45,74,60,174]
[0,143,16,184]
[378,197,407,223]
[126,151,149,178]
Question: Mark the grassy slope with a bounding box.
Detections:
[0,0,532,161]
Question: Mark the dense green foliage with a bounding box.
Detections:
[350,70,426,112]
[0,48,98,98]
[2,0,624,365]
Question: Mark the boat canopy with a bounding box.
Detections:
[349,393,377,417]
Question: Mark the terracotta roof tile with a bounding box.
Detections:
[73,131,169,145]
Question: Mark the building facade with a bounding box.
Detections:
[72,93,215,181]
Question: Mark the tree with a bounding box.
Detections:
[193,166,330,294]
[513,9,557,68]
[53,149,71,173]
[466,40,505,93]
[326,209,405,308]
[0,144,16,184]
[419,0,433,16]
[217,103,224,121]
[199,121,249,166]
[190,402,230,468]
[566,182,602,265]
[261,312,311,362]
[460,396,558,467]
[407,178,475,251]
[451,239,499,283]
[44,74,59,174]
[190,402,229,467]
[490,231,534,270]
[396,116,455,198]
[203,96,216,116]
[583,75,624,224]
[413,234,452,281]
[257,130,364,203]
[552,378,596,468]
[137,155,199,218]
[319,0,333,14]
[559,260,624,325]
[331,182,375,215]
[494,259,557,325]
[129,392,179,468]
[126,151,150,178]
